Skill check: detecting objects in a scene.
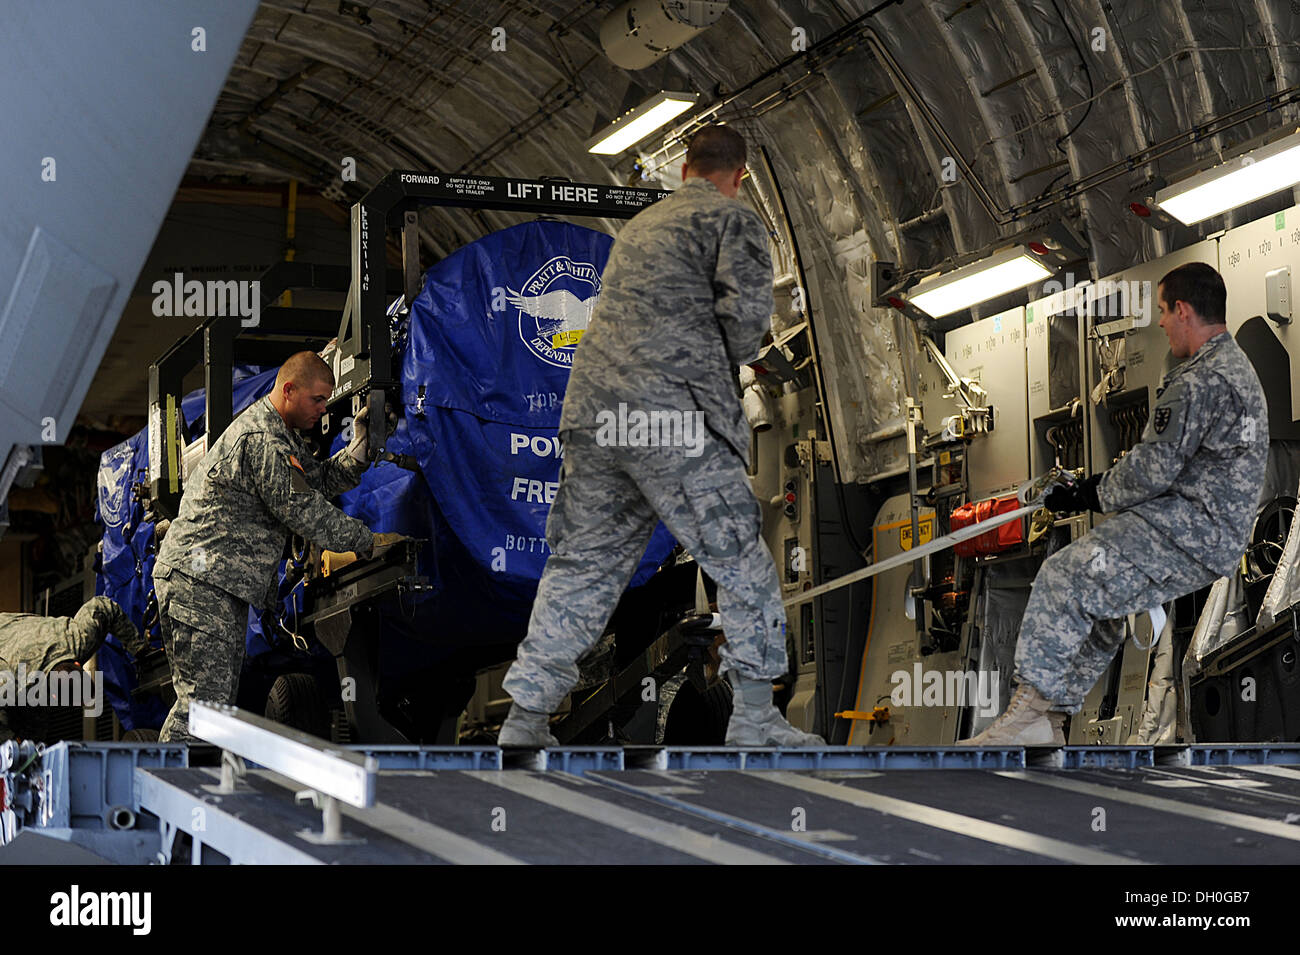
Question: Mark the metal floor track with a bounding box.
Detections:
[132,744,1300,864]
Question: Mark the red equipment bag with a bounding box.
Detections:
[950,496,1026,557]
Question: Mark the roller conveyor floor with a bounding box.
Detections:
[134,746,1300,865]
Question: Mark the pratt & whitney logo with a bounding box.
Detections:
[510,255,600,368]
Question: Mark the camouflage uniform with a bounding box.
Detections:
[0,597,141,741]
[503,177,779,713]
[1016,332,1268,712]
[154,396,375,741]
[555,178,774,469]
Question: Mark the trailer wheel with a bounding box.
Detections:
[265,673,330,739]
[663,679,733,745]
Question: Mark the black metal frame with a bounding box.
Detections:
[299,540,429,743]
[333,170,669,459]
[554,612,720,744]
[146,261,404,517]
[297,170,666,742]
[147,171,668,513]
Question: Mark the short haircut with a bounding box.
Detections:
[1159,262,1226,325]
[685,124,747,176]
[276,351,334,392]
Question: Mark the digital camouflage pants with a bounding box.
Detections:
[155,565,248,742]
[1015,511,1217,713]
[503,428,787,714]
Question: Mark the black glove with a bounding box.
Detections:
[1043,473,1103,513]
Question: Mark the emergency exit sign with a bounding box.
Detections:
[899,518,935,550]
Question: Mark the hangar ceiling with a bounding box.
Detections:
[195,0,1300,267]
[175,0,1300,478]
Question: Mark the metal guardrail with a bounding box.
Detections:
[188,700,377,843]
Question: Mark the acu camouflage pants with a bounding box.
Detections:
[503,428,787,714]
[154,565,248,742]
[1015,511,1218,713]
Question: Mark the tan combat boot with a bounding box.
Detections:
[724,670,824,746]
[1047,711,1067,745]
[957,683,1055,745]
[498,702,559,747]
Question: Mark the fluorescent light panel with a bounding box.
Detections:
[1155,130,1300,225]
[587,91,699,155]
[909,247,1055,318]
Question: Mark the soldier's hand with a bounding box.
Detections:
[321,549,360,574]
[1043,473,1103,513]
[348,406,370,464]
[118,620,147,661]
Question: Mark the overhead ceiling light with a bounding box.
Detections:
[586,91,700,155]
[907,245,1056,318]
[1154,129,1300,225]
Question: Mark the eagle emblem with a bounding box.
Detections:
[506,288,598,340]
[511,255,602,368]
[1153,407,1172,434]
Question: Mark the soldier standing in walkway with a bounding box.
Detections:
[499,125,821,747]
